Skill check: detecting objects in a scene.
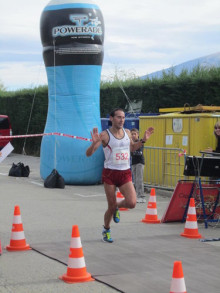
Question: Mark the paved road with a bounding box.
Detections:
[0,154,220,293]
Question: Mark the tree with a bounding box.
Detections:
[0,80,6,92]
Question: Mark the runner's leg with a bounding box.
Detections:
[103,183,117,229]
[118,181,136,209]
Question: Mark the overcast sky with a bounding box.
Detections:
[1,0,220,90]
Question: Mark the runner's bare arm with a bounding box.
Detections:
[127,127,154,152]
[86,128,108,156]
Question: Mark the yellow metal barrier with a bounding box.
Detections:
[139,112,220,190]
[143,146,186,190]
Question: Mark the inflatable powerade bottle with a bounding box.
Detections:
[40,0,105,184]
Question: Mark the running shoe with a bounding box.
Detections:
[137,197,146,203]
[113,207,120,223]
[136,197,143,203]
[102,228,113,243]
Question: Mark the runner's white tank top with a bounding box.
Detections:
[103,128,130,170]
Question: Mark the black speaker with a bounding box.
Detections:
[184,156,220,177]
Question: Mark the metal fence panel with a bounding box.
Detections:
[143,146,186,190]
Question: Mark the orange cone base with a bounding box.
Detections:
[180,232,202,239]
[141,218,161,224]
[59,272,94,283]
[6,244,31,251]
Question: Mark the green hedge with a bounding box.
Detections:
[0,86,48,155]
[0,67,220,155]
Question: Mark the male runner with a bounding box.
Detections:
[86,108,154,242]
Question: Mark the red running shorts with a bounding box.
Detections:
[102,168,132,187]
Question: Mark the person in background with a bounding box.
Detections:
[130,128,146,203]
[206,121,220,153]
[205,121,220,183]
[86,108,154,243]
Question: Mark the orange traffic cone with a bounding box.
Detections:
[141,188,160,223]
[116,191,128,211]
[170,261,187,293]
[181,198,202,239]
[6,205,31,251]
[60,225,94,283]
[0,240,2,255]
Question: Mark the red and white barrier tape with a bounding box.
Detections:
[178,149,187,157]
[0,132,92,142]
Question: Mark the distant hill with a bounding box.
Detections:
[141,52,220,80]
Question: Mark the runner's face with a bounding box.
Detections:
[111,111,125,129]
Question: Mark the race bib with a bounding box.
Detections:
[113,147,130,165]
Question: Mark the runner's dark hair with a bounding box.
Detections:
[110,108,125,117]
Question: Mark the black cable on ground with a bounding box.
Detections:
[31,246,125,293]
[200,238,220,242]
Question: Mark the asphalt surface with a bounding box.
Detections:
[0,153,220,293]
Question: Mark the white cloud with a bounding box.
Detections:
[102,61,171,80]
[0,62,47,91]
[0,0,220,90]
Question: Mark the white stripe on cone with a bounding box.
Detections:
[13,215,22,224]
[11,231,25,240]
[146,209,157,215]
[149,196,156,202]
[170,277,186,292]
[117,197,123,203]
[185,221,198,229]
[70,237,82,248]
[68,257,86,269]
[187,207,196,214]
